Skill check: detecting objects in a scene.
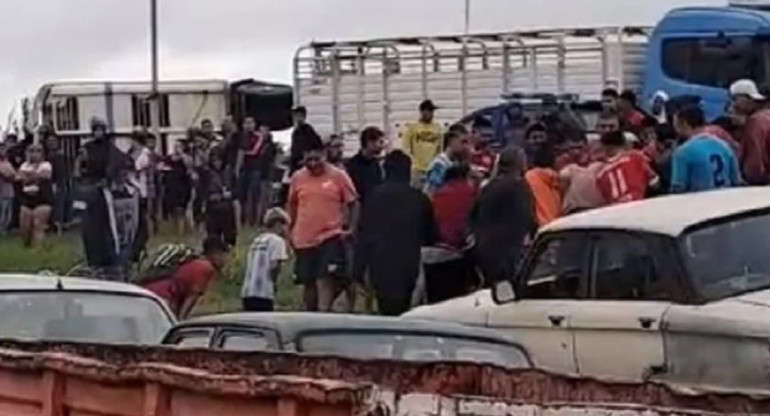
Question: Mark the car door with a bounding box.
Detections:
[487,232,590,374]
[569,232,673,381]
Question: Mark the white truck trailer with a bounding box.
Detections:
[293,26,650,155]
[28,79,229,152]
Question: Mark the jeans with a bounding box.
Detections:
[0,197,12,234]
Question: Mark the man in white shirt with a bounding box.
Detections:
[241,208,290,311]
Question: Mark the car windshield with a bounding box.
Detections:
[681,212,770,301]
[298,331,530,368]
[0,291,173,344]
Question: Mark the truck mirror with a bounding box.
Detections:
[493,280,516,304]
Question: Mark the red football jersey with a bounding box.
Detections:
[596,151,655,204]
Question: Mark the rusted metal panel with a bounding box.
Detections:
[1,340,770,415]
[0,347,372,416]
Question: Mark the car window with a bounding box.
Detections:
[522,235,587,299]
[171,330,213,348]
[220,331,272,351]
[682,212,770,301]
[590,233,666,301]
[0,292,172,344]
[662,37,762,88]
[298,332,529,369]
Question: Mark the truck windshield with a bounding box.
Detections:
[681,212,770,301]
[663,36,770,89]
[0,292,173,344]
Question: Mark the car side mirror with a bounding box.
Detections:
[492,280,517,304]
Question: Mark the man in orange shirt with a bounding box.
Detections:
[525,145,562,227]
[288,142,359,312]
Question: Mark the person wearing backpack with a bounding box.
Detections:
[141,237,228,319]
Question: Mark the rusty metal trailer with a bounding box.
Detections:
[0,340,769,416]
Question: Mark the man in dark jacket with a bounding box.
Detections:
[345,126,387,204]
[470,147,537,286]
[80,118,136,280]
[289,107,323,174]
[357,151,437,316]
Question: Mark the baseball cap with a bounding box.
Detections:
[419,99,438,111]
[730,79,765,101]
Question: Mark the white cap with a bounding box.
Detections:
[730,79,765,100]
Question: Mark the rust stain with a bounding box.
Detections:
[1,340,770,414]
[0,347,373,407]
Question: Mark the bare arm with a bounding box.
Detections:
[346,201,361,235]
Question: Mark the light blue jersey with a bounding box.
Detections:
[670,134,742,193]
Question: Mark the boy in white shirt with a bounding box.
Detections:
[241,208,290,311]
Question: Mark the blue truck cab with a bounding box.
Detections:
[642,6,770,120]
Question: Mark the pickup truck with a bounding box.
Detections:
[405,187,770,394]
[295,3,770,153]
[1,339,769,416]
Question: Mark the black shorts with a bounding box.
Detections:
[242,297,274,312]
[294,236,348,285]
[205,201,237,246]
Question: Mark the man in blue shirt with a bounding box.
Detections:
[670,105,742,193]
[423,125,472,195]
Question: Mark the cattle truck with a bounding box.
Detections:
[294,2,770,154]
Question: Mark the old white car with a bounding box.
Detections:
[405,187,770,393]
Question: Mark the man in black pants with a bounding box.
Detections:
[358,151,437,315]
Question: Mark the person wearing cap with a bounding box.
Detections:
[289,106,323,175]
[730,79,770,185]
[403,100,443,185]
[241,208,290,312]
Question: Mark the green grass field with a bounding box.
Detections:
[0,227,304,315]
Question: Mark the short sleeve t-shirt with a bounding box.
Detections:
[144,258,217,316]
[559,162,605,213]
[670,134,741,193]
[289,164,358,249]
[596,152,654,204]
[241,232,289,300]
[525,168,562,227]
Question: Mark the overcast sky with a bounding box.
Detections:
[0,0,724,126]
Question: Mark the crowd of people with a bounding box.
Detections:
[241,77,770,317]
[2,76,769,318]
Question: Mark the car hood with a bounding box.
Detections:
[666,288,770,337]
[728,289,770,308]
[402,290,493,324]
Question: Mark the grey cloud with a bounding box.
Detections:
[0,0,723,122]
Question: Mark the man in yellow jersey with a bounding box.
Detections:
[403,100,443,187]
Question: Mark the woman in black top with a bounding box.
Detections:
[17,143,54,247]
[162,141,194,236]
[201,148,238,247]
